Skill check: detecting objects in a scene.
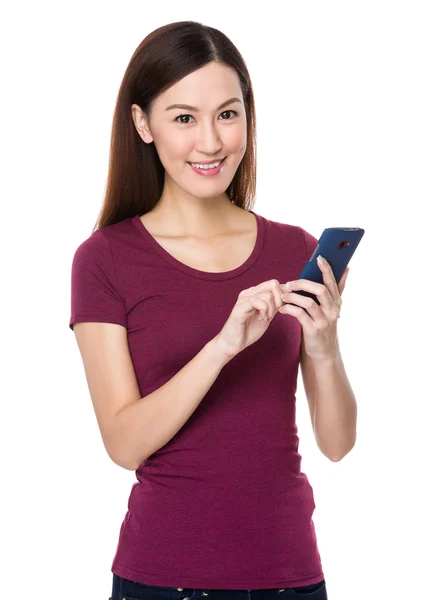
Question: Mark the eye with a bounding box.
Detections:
[174,110,238,124]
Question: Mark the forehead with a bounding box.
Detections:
[155,62,242,109]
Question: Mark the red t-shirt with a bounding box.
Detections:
[69,210,324,589]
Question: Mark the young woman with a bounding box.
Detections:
[70,20,357,600]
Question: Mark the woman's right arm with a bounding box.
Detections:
[73,322,234,471]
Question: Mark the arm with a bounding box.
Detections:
[73,321,233,471]
[300,333,357,462]
[113,337,232,469]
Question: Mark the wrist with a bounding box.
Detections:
[208,335,238,365]
[309,348,341,367]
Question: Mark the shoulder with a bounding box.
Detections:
[72,217,134,265]
[259,213,318,252]
[71,230,113,275]
[69,227,127,331]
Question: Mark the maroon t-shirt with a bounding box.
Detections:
[69,210,324,589]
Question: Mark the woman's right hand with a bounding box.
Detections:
[214,279,288,359]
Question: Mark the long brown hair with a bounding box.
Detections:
[92,21,257,233]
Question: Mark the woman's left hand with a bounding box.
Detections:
[278,256,349,361]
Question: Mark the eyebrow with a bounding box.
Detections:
[165,97,242,112]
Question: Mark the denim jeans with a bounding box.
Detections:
[109,574,328,600]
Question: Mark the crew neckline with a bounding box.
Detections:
[131,210,265,281]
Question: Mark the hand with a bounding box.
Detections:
[215,279,286,359]
[278,256,350,361]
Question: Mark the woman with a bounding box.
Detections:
[69,20,357,600]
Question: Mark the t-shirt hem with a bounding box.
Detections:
[111,562,325,589]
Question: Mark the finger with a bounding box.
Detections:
[279,301,314,328]
[280,290,326,327]
[316,255,340,302]
[256,290,279,320]
[238,295,268,321]
[241,280,283,313]
[251,296,270,320]
[285,256,340,310]
[285,280,334,314]
[338,267,349,295]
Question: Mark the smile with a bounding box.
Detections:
[187,157,227,176]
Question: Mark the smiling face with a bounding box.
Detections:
[132,61,247,200]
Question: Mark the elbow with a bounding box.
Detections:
[103,418,154,471]
[328,453,343,462]
[111,447,151,471]
[116,457,139,471]
[327,438,357,463]
[105,443,140,471]
[107,450,134,471]
[103,424,143,471]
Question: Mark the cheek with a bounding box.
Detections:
[172,136,193,157]
[156,130,192,161]
[224,126,247,155]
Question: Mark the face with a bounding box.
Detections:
[132,61,247,200]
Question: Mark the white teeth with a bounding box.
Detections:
[190,159,223,170]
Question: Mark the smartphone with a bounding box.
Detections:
[292,227,365,306]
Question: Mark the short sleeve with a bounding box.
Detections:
[301,227,319,262]
[69,231,127,331]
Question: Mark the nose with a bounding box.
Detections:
[195,120,222,155]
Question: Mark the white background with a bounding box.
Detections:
[1,2,446,598]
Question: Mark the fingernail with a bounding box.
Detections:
[317,255,326,264]
[285,282,293,290]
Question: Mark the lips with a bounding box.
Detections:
[187,157,226,166]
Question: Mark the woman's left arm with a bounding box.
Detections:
[299,334,357,461]
[279,254,357,461]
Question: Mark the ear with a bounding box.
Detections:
[131,104,154,144]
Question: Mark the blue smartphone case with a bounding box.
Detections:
[293,227,365,306]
